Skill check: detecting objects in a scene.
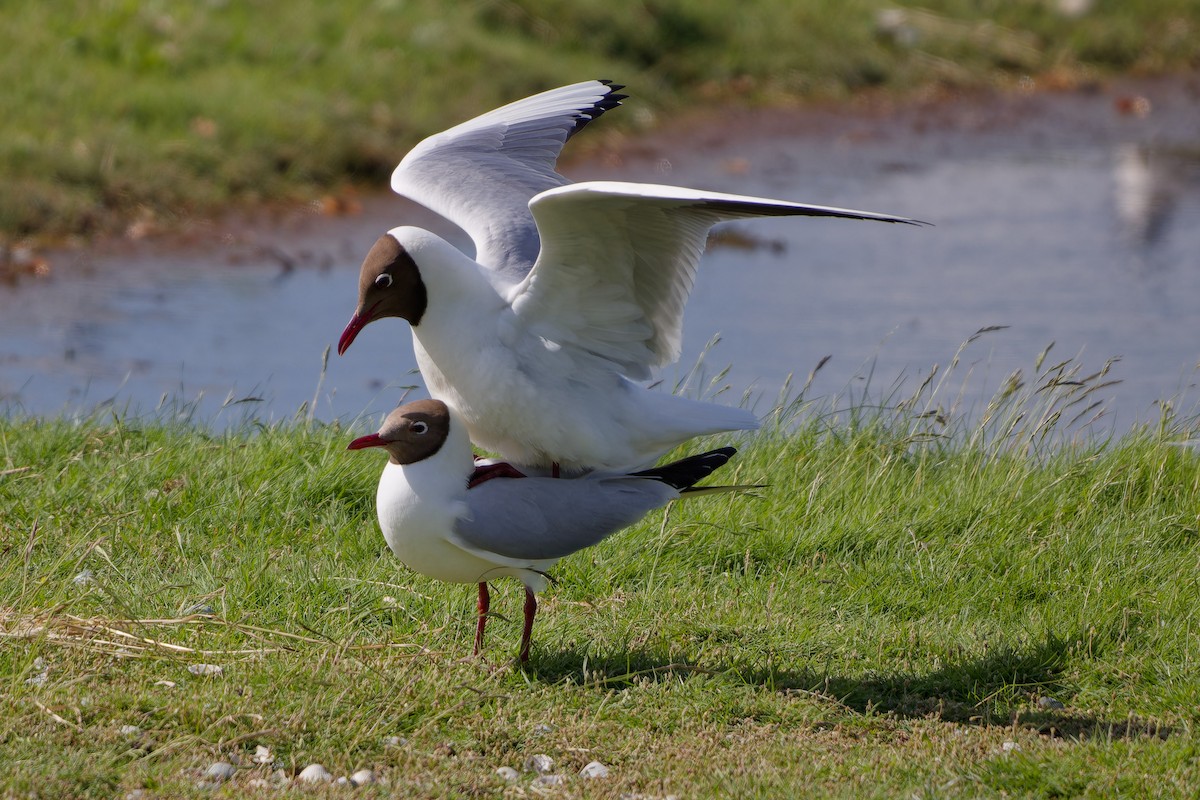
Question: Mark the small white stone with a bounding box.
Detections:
[382,595,398,606]
[203,761,237,782]
[533,774,565,787]
[252,745,273,764]
[1002,740,1020,753]
[525,753,554,774]
[187,663,224,677]
[154,679,176,688]
[1038,696,1065,710]
[181,603,215,616]
[495,766,519,782]
[532,723,556,736]
[579,760,609,779]
[349,769,376,786]
[297,763,333,784]
[25,657,49,685]
[119,725,142,737]
[383,735,407,748]
[335,776,350,786]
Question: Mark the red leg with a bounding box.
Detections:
[551,461,561,479]
[518,586,538,663]
[468,462,527,488]
[473,582,490,656]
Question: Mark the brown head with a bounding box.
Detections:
[346,399,451,465]
[337,233,428,355]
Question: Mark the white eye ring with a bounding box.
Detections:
[375,273,393,289]
[411,421,429,434]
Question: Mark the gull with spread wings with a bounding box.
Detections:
[338,80,927,472]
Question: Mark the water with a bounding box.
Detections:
[3,81,1199,432]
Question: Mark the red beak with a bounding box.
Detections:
[337,300,383,356]
[347,433,385,450]
[337,312,366,356]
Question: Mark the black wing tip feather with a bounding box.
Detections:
[700,198,932,226]
[566,80,627,140]
[632,446,737,491]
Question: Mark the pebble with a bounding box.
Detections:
[297,763,333,784]
[532,723,556,736]
[187,663,224,677]
[349,769,377,787]
[252,745,273,764]
[1002,740,1020,753]
[495,766,520,782]
[203,761,237,782]
[119,725,143,737]
[533,774,565,787]
[580,760,610,779]
[154,679,177,688]
[181,603,215,616]
[1038,695,1065,710]
[335,776,350,786]
[383,735,407,748]
[525,753,554,774]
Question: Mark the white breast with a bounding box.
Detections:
[375,462,500,585]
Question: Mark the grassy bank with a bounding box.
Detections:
[3,0,1199,242]
[3,369,1199,797]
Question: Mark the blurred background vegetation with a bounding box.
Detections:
[3,0,1198,241]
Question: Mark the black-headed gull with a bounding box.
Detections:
[338,80,927,471]
[347,399,745,662]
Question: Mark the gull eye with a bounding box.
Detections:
[410,421,429,435]
[374,273,393,289]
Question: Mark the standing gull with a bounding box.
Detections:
[347,399,746,662]
[338,80,928,471]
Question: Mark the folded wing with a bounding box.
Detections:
[451,476,677,562]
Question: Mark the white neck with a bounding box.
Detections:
[375,407,475,558]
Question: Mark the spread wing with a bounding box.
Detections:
[450,476,677,562]
[390,80,625,280]
[508,181,928,380]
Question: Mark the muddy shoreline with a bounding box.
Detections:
[6,71,1198,286]
[3,72,1198,429]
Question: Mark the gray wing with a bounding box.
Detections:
[452,476,677,561]
[390,80,625,280]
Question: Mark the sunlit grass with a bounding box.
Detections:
[2,344,1199,797]
[3,0,1199,240]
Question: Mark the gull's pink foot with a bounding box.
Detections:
[473,582,490,656]
[468,462,527,488]
[518,586,537,663]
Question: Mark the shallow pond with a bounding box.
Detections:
[3,78,1199,434]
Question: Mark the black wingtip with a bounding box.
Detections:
[632,446,737,491]
[566,80,627,139]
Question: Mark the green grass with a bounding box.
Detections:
[3,0,1199,241]
[3,349,1199,797]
